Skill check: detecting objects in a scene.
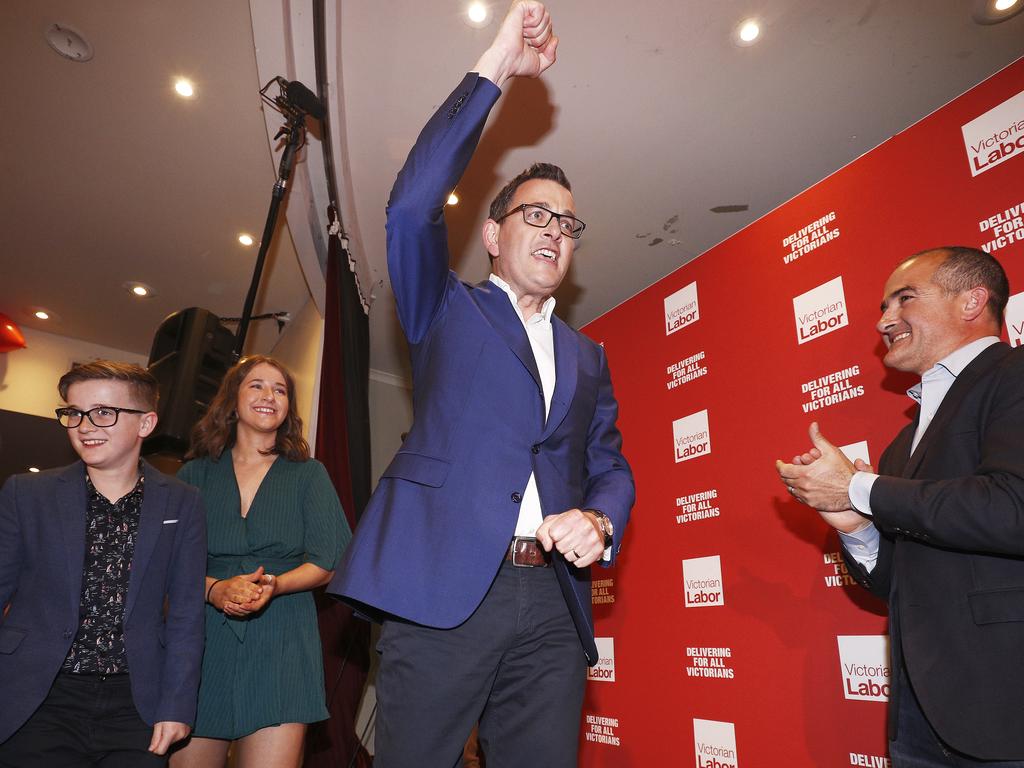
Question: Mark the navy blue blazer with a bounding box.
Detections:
[0,461,207,744]
[329,74,635,664]
[843,343,1024,760]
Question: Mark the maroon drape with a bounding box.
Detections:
[305,238,372,767]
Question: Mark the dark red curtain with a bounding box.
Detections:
[305,223,372,768]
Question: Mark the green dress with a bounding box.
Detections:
[178,452,351,739]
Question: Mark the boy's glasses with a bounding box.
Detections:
[56,406,147,428]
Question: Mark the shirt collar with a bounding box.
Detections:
[906,336,1000,402]
[85,461,146,504]
[488,273,556,323]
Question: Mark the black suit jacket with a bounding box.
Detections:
[843,342,1024,760]
[0,461,207,744]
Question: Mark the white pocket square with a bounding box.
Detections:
[162,519,179,525]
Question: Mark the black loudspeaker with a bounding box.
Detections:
[144,307,237,456]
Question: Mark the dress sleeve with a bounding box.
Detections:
[301,460,352,571]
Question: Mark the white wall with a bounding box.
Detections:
[367,371,412,482]
[0,327,147,418]
[269,297,324,443]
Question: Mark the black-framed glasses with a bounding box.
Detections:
[496,204,586,239]
[56,406,147,429]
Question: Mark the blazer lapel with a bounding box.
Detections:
[56,462,88,618]
[473,280,542,389]
[542,317,578,440]
[903,342,1008,478]
[125,461,169,621]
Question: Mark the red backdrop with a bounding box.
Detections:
[578,57,1024,767]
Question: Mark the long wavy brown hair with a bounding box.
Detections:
[186,355,310,461]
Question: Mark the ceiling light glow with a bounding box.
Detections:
[738,20,760,43]
[174,79,195,98]
[447,192,459,206]
[34,310,50,320]
[238,234,254,246]
[467,2,488,24]
[972,0,1024,22]
[124,281,156,298]
[29,467,41,473]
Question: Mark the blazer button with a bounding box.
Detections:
[511,492,522,503]
[63,629,73,639]
[531,445,540,454]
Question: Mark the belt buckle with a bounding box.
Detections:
[510,536,544,567]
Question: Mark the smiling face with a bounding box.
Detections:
[235,362,289,437]
[484,178,576,310]
[65,379,156,473]
[876,251,975,375]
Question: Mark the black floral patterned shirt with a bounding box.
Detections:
[62,468,144,674]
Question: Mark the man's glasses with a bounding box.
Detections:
[495,204,586,239]
[56,406,147,429]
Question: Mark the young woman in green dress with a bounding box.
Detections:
[170,355,351,768]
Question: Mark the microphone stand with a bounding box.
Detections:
[233,109,308,358]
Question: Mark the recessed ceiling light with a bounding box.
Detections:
[124,281,156,298]
[34,310,50,320]
[447,192,459,206]
[466,2,490,27]
[971,0,1024,22]
[29,467,41,473]
[174,78,195,98]
[467,3,487,23]
[238,234,254,246]
[45,23,94,62]
[736,19,761,45]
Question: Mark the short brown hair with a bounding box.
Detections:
[913,246,1010,323]
[58,360,159,411]
[488,162,572,222]
[186,355,309,462]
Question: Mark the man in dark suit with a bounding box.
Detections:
[0,361,206,766]
[328,2,634,765]
[777,247,1024,765]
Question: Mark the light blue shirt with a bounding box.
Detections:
[841,336,1001,570]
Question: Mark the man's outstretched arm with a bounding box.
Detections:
[386,1,559,344]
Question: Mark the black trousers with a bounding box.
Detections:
[889,674,1024,767]
[0,673,166,768]
[374,561,587,768]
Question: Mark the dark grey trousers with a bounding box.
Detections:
[374,561,587,768]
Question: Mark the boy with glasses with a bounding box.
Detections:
[0,360,206,766]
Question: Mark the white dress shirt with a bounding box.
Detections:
[489,274,556,538]
[841,336,1001,570]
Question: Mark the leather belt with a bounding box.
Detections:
[506,536,550,567]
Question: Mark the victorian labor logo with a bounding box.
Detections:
[665,281,700,335]
[693,718,738,767]
[673,409,711,463]
[793,276,849,345]
[587,637,616,683]
[683,555,724,608]
[962,89,1024,177]
[837,635,891,701]
[838,440,870,466]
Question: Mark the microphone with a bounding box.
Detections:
[278,78,325,120]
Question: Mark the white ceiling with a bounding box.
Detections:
[1,1,310,359]
[3,1,1023,381]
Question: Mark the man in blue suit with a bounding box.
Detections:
[0,361,206,766]
[329,2,634,765]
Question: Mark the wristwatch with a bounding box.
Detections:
[586,509,614,549]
